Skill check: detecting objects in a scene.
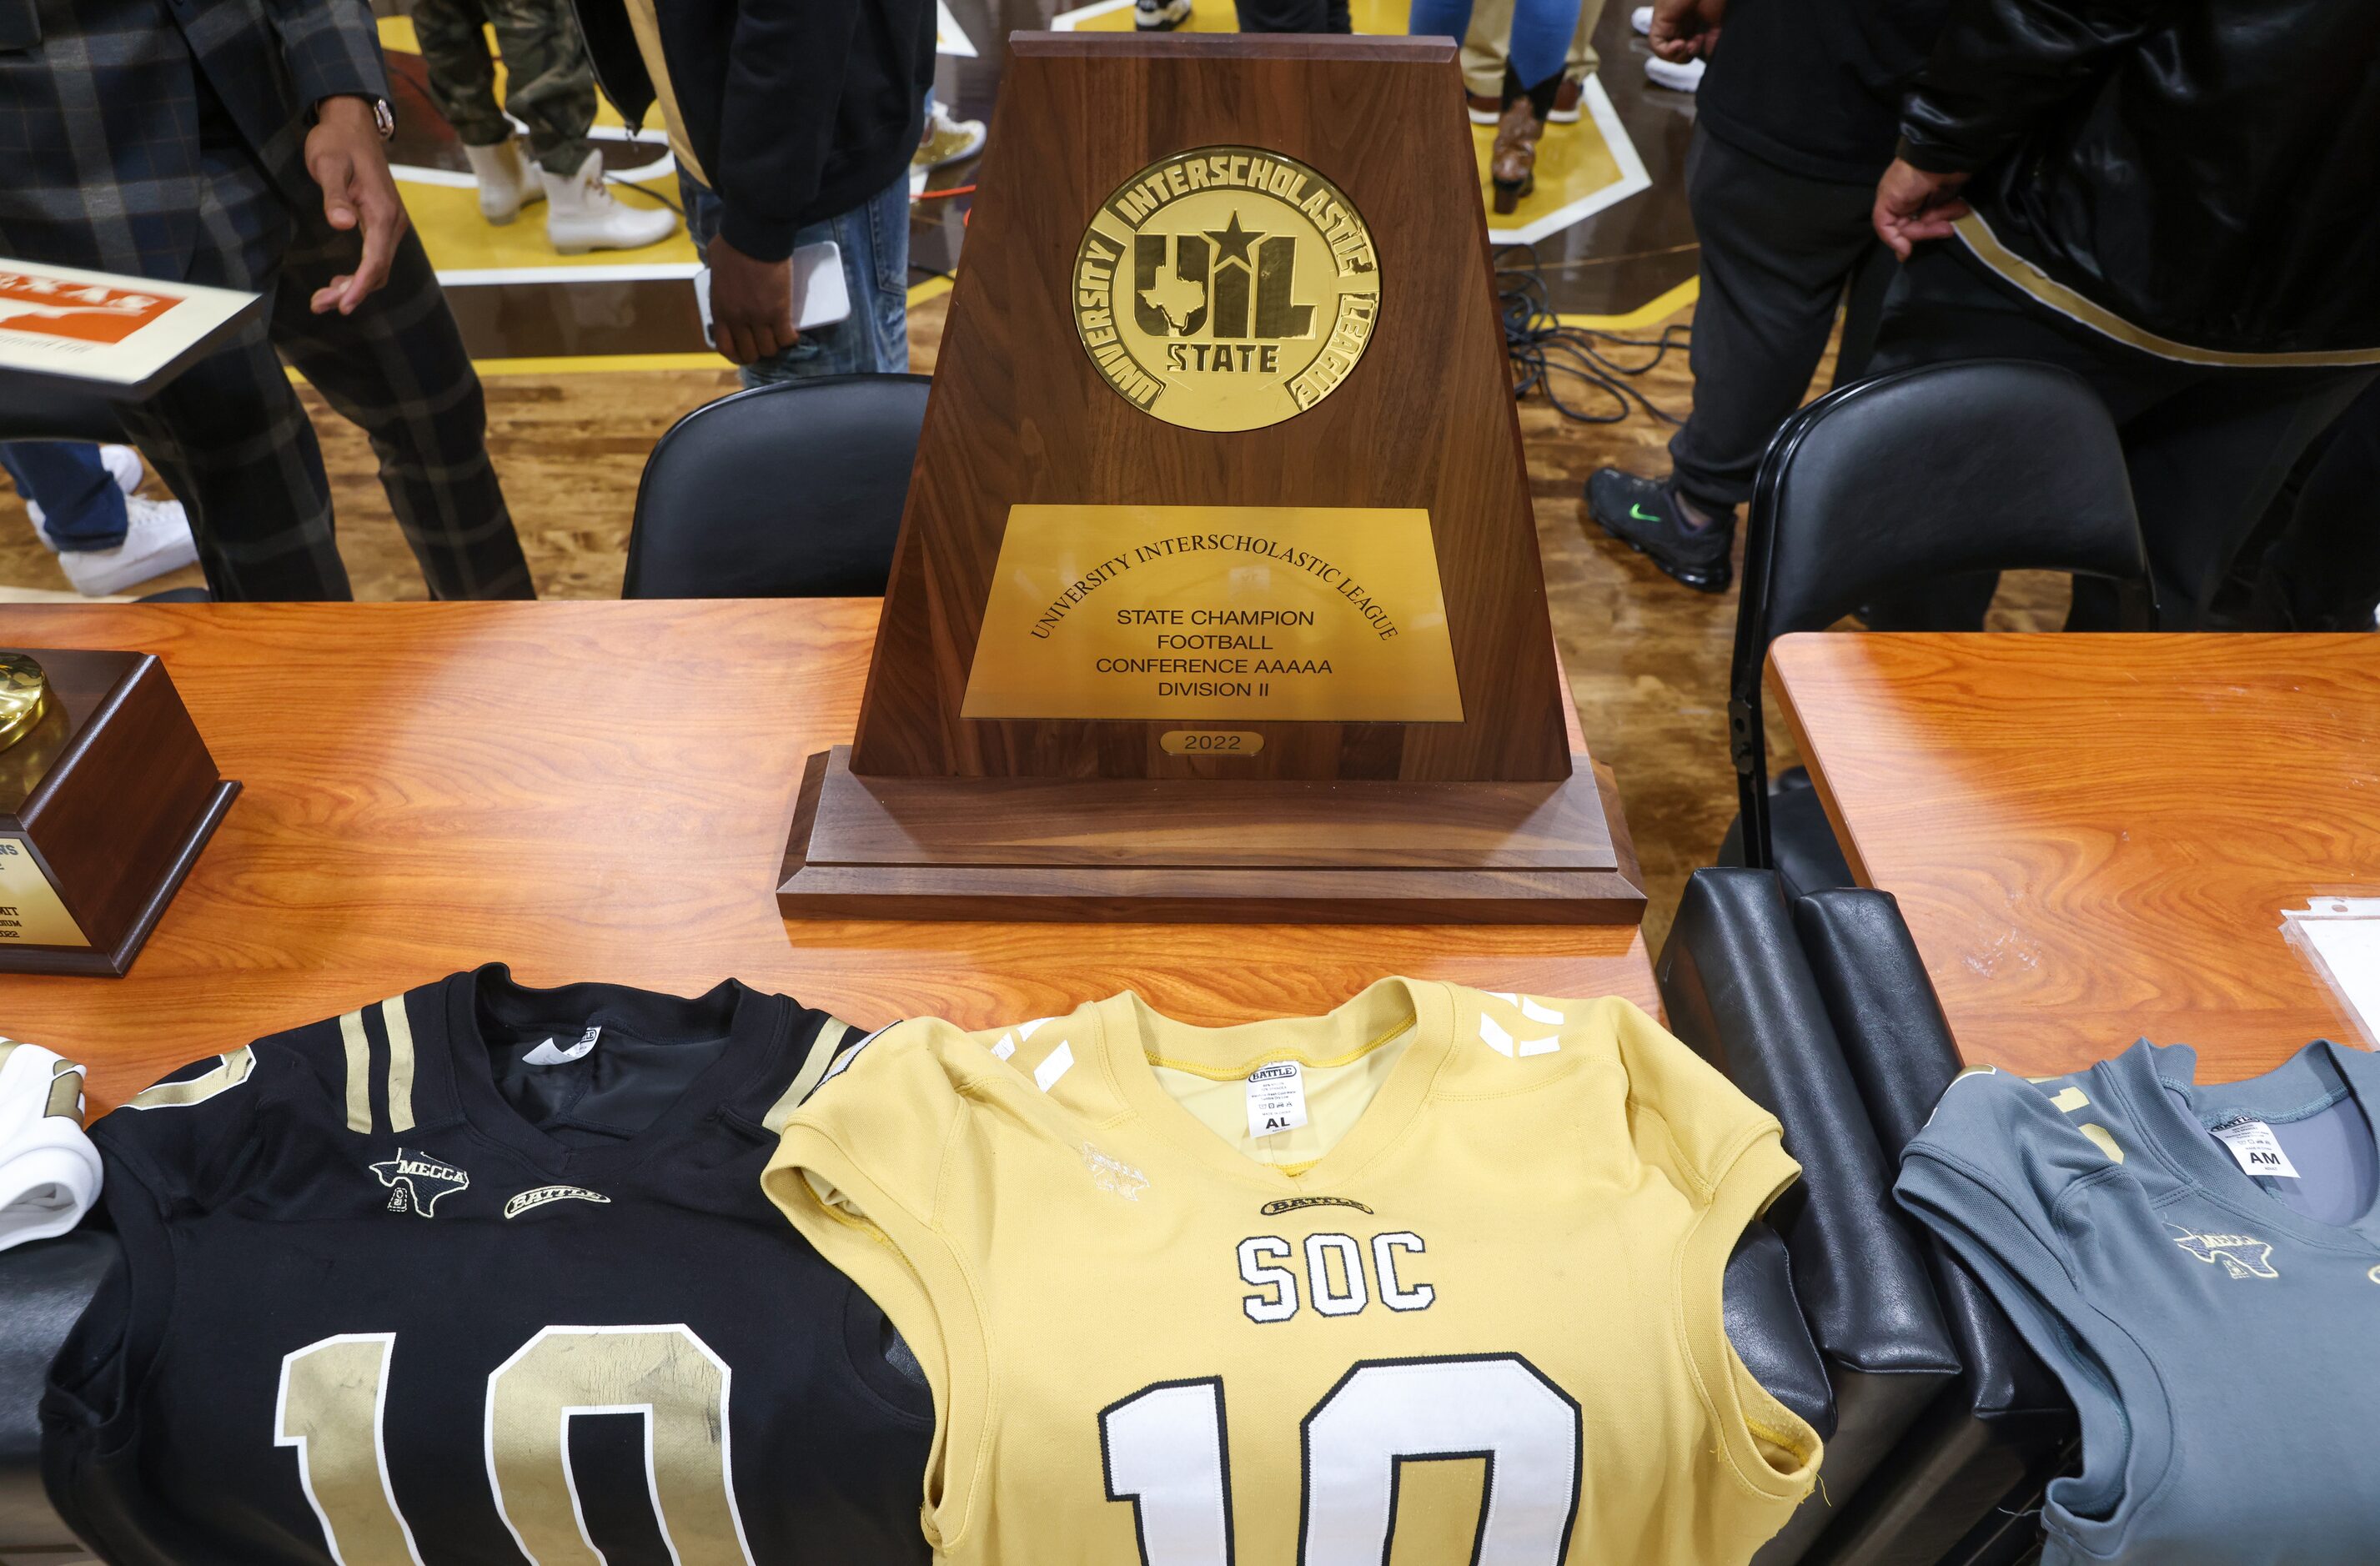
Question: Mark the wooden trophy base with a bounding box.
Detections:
[6,779,239,976]
[778,746,1646,925]
[0,649,239,976]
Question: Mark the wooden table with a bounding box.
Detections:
[1769,632,2380,1081]
[0,601,1653,1109]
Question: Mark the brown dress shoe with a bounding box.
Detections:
[1549,78,1584,123]
[1489,99,1544,213]
[1466,91,1503,124]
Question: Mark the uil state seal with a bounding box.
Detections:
[1072,145,1380,432]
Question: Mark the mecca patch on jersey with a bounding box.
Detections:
[765,977,1822,1565]
[41,965,930,1566]
[1900,1039,2380,1563]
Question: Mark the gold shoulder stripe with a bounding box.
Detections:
[126,1047,256,1111]
[338,1010,374,1133]
[379,996,417,1134]
[46,1059,83,1121]
[765,1020,852,1135]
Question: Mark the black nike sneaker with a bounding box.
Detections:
[1585,468,1737,594]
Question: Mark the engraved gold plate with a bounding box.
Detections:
[1072,146,1380,432]
[962,505,1463,723]
[0,836,88,948]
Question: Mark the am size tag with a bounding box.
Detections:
[2212,1119,2300,1180]
[523,1026,600,1066]
[1246,1061,1308,1140]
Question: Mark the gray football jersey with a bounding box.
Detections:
[1896,1038,2380,1564]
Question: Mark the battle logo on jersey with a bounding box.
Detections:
[1072,145,1380,432]
[371,1149,471,1217]
[503,1184,610,1220]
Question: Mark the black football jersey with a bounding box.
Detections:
[42,966,932,1565]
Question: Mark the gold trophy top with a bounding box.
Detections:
[0,653,47,752]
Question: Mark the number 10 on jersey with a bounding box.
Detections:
[1101,1353,1582,1564]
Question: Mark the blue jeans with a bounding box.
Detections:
[1409,0,1579,87]
[681,171,911,384]
[0,443,127,550]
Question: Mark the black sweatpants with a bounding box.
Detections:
[1233,0,1351,30]
[1665,124,1891,511]
[1865,243,2377,629]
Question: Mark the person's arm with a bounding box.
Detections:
[1898,0,2162,175]
[263,0,409,314]
[705,0,866,364]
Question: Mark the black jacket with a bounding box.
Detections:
[571,0,933,264]
[1698,0,1955,186]
[1900,0,2380,358]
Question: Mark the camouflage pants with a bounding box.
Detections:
[409,0,598,177]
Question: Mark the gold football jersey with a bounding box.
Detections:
[765,979,1820,1564]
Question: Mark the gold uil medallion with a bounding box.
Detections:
[1072,147,1380,432]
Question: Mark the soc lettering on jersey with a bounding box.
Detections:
[43,966,932,1566]
[766,977,1822,1564]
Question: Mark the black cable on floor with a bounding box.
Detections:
[1495,243,1692,426]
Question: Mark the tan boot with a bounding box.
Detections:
[1489,99,1544,215]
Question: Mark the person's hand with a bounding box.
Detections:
[1872,158,1972,259]
[1648,0,1725,62]
[708,234,797,366]
[305,97,408,315]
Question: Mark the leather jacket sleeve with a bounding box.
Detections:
[1898,0,2162,173]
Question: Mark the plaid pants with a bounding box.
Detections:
[117,140,534,600]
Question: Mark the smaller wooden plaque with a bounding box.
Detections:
[0,650,238,976]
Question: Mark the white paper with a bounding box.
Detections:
[2283,910,2380,1047]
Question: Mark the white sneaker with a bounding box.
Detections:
[1631,5,1652,34]
[913,102,987,173]
[49,495,198,597]
[463,140,544,226]
[541,150,678,254]
[1136,0,1192,29]
[1645,54,1705,91]
[99,444,143,494]
[23,445,148,543]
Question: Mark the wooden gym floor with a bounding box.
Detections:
[0,1,2062,950]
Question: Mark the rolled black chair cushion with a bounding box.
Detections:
[0,1232,116,1552]
[1658,868,1961,1564]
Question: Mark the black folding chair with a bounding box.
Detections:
[623,372,930,598]
[1725,360,2156,894]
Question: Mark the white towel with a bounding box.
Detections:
[0,1036,101,1251]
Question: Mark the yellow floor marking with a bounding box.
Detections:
[1554,275,1699,331]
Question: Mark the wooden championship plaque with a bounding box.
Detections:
[0,650,238,975]
[780,33,1644,923]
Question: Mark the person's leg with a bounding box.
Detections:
[115,148,351,600]
[1505,0,1584,93]
[1462,0,1517,112]
[1664,133,1889,510]
[0,444,126,550]
[2257,379,2380,628]
[741,169,912,385]
[270,206,535,600]
[1408,0,1479,45]
[2121,367,2376,625]
[484,0,601,178]
[408,0,510,151]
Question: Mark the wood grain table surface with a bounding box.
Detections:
[1769,632,2380,1081]
[0,601,1653,1109]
